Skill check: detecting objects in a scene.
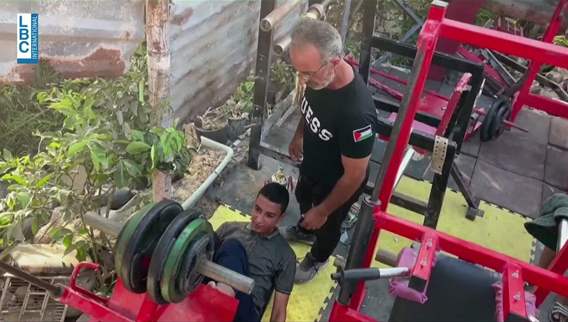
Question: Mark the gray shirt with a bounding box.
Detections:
[216,222,296,315]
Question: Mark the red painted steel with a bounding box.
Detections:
[347,4,447,312]
[410,231,438,290]
[455,46,508,90]
[331,2,568,320]
[501,264,528,321]
[440,19,568,69]
[534,242,568,306]
[58,264,238,322]
[510,0,568,121]
[330,211,568,322]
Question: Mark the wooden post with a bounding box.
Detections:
[146,0,172,201]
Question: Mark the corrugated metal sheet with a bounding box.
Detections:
[0,0,304,120]
[170,0,307,121]
[0,0,144,83]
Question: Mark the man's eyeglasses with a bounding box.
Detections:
[297,61,330,79]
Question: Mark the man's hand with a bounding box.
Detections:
[288,134,303,161]
[300,206,328,230]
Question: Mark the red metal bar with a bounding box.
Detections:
[439,19,568,70]
[518,93,568,120]
[348,4,447,310]
[502,263,528,321]
[435,73,471,136]
[374,210,568,298]
[511,0,568,121]
[330,302,377,322]
[59,287,134,322]
[376,1,445,212]
[349,6,446,310]
[455,46,508,90]
[345,55,450,102]
[136,295,161,322]
[534,242,568,306]
[369,78,404,100]
[409,231,438,292]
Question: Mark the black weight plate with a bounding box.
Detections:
[480,105,497,142]
[146,208,203,304]
[160,218,210,303]
[120,199,183,293]
[177,228,214,295]
[480,97,505,142]
[492,100,511,139]
[114,203,154,284]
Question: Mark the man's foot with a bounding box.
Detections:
[295,252,328,283]
[279,225,316,245]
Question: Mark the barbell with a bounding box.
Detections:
[85,200,255,304]
[480,97,512,142]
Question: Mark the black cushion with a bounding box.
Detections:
[389,254,501,322]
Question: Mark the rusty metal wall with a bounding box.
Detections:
[0,0,304,120]
[0,0,145,83]
[170,0,306,121]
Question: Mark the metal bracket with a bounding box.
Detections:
[431,135,448,175]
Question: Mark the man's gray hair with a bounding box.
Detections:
[290,18,343,63]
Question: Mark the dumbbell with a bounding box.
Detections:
[84,200,254,304]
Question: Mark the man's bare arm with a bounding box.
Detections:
[270,291,290,322]
[294,118,305,138]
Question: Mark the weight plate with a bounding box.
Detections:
[480,97,506,142]
[114,202,154,283]
[119,200,183,293]
[147,208,203,304]
[492,100,511,139]
[177,229,214,295]
[160,218,210,303]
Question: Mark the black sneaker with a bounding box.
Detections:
[295,252,328,283]
[279,225,316,245]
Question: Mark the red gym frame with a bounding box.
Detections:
[507,0,568,121]
[330,1,568,322]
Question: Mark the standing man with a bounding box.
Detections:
[282,18,378,283]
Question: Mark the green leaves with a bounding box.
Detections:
[68,140,88,157]
[88,143,109,172]
[126,141,151,155]
[554,35,568,48]
[1,173,27,186]
[0,43,195,266]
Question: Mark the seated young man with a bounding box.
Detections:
[210,182,296,322]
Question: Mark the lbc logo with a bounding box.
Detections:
[17,13,39,64]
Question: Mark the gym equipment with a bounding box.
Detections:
[331,2,568,322]
[110,204,253,302]
[0,203,254,322]
[480,97,512,142]
[146,209,203,304]
[160,218,213,303]
[115,200,183,293]
[355,30,486,226]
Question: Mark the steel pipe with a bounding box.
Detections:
[274,36,291,56]
[84,212,255,295]
[261,0,303,32]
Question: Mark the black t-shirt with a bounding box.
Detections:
[300,70,378,186]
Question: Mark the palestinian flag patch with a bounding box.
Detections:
[353,125,373,142]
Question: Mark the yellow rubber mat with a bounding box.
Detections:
[372,176,533,268]
[208,175,534,320]
[209,205,336,322]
